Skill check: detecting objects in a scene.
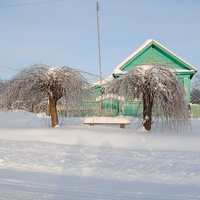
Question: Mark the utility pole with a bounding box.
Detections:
[96,1,103,116]
[96,1,102,85]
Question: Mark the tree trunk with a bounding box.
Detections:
[49,94,59,127]
[143,89,153,131]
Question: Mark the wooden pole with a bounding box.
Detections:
[96,1,103,116]
[96,1,102,85]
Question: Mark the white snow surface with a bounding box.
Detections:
[0,110,200,200]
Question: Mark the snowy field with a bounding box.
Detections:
[0,111,200,200]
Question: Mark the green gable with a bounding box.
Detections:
[113,39,197,79]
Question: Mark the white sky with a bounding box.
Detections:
[0,0,200,80]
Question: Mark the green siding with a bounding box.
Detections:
[101,99,119,117]
[121,45,194,73]
[179,75,191,103]
[122,102,142,117]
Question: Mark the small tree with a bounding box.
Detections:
[105,65,189,131]
[0,64,90,127]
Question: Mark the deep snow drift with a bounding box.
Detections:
[0,111,200,200]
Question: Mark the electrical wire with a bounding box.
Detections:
[0,0,67,8]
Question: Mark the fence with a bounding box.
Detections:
[190,104,200,118]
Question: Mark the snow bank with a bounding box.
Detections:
[0,111,199,152]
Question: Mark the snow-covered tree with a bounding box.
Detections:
[105,65,189,131]
[0,64,90,127]
[0,79,4,90]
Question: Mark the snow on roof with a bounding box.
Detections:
[112,39,198,75]
[91,75,114,87]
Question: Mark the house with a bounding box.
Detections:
[90,39,198,117]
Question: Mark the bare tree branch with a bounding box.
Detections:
[0,64,92,127]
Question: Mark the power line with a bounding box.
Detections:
[0,0,67,8]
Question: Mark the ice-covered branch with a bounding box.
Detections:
[0,64,92,127]
[106,65,189,131]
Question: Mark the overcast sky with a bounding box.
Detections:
[0,0,200,80]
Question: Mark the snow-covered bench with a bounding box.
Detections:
[84,117,130,129]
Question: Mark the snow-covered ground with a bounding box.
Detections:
[0,111,200,200]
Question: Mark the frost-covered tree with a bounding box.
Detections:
[0,79,4,90]
[0,64,90,127]
[105,65,189,131]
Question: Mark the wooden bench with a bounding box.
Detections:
[84,117,130,129]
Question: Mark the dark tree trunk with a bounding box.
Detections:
[143,89,153,131]
[49,94,58,127]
